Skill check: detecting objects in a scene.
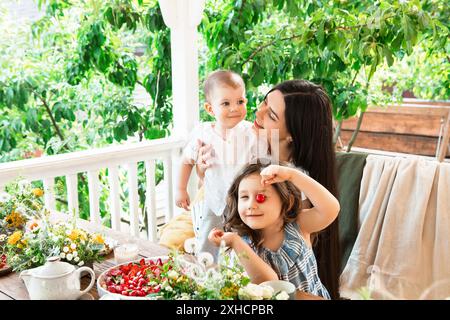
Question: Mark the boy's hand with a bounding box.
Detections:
[260,165,294,185]
[175,189,191,211]
[208,228,237,247]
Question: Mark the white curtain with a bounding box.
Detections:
[340,155,450,299]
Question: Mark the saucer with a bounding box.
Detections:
[78,293,95,300]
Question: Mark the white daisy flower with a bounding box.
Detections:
[18,179,30,190]
[70,243,76,250]
[197,252,214,267]
[167,270,179,280]
[275,291,289,300]
[261,285,275,299]
[74,256,80,262]
[238,283,264,300]
[165,286,173,292]
[183,237,198,254]
[0,192,11,203]
[66,253,73,261]
[78,261,84,266]
[72,251,78,257]
[60,252,66,259]
[179,293,191,300]
[63,246,69,253]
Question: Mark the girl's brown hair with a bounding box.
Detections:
[223,160,302,250]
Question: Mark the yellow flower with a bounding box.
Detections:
[32,188,44,197]
[17,239,28,249]
[68,229,80,241]
[92,234,104,244]
[221,284,240,298]
[8,231,23,245]
[5,211,26,229]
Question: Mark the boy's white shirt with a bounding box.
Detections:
[183,120,269,216]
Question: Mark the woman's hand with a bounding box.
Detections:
[208,228,237,247]
[260,165,296,185]
[195,139,215,179]
[175,188,191,211]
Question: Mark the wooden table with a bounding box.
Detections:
[0,213,169,300]
[0,213,324,300]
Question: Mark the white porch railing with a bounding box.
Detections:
[0,137,186,241]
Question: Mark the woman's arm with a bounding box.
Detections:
[261,166,340,235]
[209,229,278,284]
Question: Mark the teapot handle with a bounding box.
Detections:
[76,267,96,296]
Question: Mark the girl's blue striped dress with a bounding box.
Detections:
[246,221,331,299]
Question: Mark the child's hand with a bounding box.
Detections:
[208,228,237,247]
[260,165,293,185]
[175,189,191,211]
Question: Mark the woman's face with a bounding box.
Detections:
[237,174,283,230]
[253,90,291,142]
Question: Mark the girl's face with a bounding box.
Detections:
[253,90,291,142]
[237,173,283,230]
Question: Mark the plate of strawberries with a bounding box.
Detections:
[0,253,12,276]
[97,256,169,300]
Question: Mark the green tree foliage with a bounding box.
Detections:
[1,0,448,157]
[0,0,448,221]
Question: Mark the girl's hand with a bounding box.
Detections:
[175,189,191,211]
[208,228,237,247]
[260,165,294,185]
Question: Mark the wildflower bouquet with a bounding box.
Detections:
[0,179,45,233]
[1,179,46,270]
[3,212,107,272]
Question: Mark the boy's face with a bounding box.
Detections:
[237,174,283,231]
[205,85,247,129]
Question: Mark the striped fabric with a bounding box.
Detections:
[247,222,331,299]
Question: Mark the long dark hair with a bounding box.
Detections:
[266,80,340,299]
[224,161,303,250]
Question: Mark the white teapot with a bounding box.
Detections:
[19,256,95,300]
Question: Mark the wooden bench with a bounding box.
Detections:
[340,100,450,162]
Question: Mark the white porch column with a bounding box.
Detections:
[159,0,205,213]
[158,0,204,138]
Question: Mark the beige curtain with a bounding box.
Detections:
[340,155,450,299]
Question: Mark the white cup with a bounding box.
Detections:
[260,280,296,300]
[114,242,139,265]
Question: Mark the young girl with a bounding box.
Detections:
[208,161,340,299]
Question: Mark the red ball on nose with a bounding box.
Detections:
[255,193,266,203]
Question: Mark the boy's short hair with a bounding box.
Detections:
[204,70,245,102]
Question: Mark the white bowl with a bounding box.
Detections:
[96,256,168,300]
